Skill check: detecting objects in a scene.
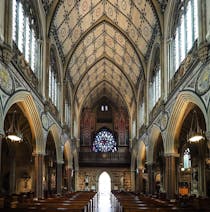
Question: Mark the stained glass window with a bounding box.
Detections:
[92,128,117,152]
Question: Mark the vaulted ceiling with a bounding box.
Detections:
[42,0,162,114]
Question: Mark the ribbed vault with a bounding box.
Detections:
[45,0,160,113]
[83,81,127,109]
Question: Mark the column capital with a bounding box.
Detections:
[57,160,64,165]
[164,153,180,158]
[32,151,45,157]
[205,131,210,141]
[0,132,5,139]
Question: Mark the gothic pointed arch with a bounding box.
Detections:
[166,91,207,154]
[4,91,44,153]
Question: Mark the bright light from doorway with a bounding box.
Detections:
[99,172,111,194]
[98,172,112,212]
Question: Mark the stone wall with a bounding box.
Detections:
[77,167,131,192]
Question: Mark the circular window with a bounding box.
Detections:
[92,128,117,152]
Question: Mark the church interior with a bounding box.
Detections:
[0,0,210,211]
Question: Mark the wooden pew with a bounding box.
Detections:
[17,191,97,212]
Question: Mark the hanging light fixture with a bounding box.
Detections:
[187,110,205,143]
[6,110,23,143]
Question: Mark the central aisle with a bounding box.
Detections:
[97,171,114,211]
[98,192,113,212]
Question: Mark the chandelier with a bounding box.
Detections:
[187,110,205,143]
[6,111,23,143]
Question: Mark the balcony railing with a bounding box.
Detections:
[79,151,131,167]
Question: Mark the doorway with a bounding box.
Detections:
[98,171,112,212]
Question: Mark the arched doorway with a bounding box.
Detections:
[98,171,111,212]
[98,171,111,194]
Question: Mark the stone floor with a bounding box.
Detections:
[97,192,113,212]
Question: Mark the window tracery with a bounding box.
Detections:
[49,47,59,107]
[139,101,145,127]
[149,48,161,110]
[92,128,117,153]
[171,0,198,76]
[65,100,70,126]
[12,0,40,74]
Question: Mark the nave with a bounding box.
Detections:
[1,190,210,211]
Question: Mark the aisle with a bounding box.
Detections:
[98,192,113,212]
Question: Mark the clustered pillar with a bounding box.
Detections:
[34,153,44,199]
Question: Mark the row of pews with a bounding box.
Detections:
[3,191,97,211]
[111,191,210,211]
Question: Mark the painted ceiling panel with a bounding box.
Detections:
[105,2,117,22]
[92,3,104,21]
[51,0,157,59]
[67,22,142,91]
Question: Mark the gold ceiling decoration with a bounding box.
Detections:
[45,0,160,111]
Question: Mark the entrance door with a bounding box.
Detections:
[98,172,112,212]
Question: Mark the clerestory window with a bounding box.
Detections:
[12,0,40,74]
[170,0,198,78]
[149,64,161,110]
[49,47,59,107]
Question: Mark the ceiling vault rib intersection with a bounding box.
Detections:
[80,80,133,112]
[72,56,137,102]
[63,18,145,78]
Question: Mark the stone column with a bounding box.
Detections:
[10,151,16,194]
[74,169,79,191]
[198,140,207,196]
[0,134,3,193]
[206,131,210,150]
[0,0,5,41]
[135,168,144,193]
[42,38,50,100]
[147,163,155,195]
[66,167,72,192]
[3,0,13,46]
[56,162,63,195]
[197,0,206,45]
[135,170,140,193]
[165,154,178,199]
[34,153,44,199]
[138,168,144,193]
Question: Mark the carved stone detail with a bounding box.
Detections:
[0,43,13,63]
[197,42,210,63]
[196,63,210,95]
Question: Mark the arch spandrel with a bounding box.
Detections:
[47,124,63,163]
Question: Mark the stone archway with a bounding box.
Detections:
[2,104,34,195]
